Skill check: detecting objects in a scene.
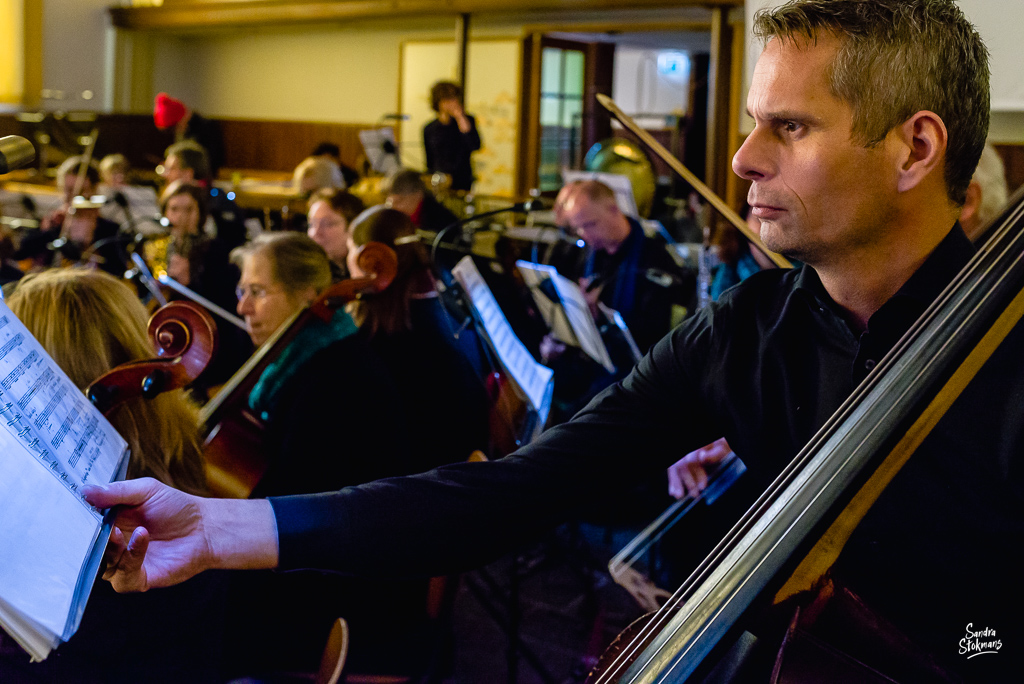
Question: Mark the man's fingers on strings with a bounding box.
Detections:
[667,464,685,499]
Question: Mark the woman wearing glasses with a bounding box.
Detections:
[230,231,410,494]
[225,232,426,678]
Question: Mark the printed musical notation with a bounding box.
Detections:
[452,257,554,415]
[0,309,126,516]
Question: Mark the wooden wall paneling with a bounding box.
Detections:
[995,143,1024,196]
[0,113,388,178]
[218,119,385,174]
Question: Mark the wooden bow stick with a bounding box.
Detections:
[596,93,791,269]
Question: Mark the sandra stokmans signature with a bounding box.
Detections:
[959,623,1002,659]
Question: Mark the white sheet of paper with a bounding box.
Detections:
[358,128,401,175]
[0,430,100,650]
[515,263,577,346]
[516,261,616,373]
[451,257,554,414]
[0,310,125,497]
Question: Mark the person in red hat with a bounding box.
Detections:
[153,92,225,178]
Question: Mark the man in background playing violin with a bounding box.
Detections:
[18,157,127,275]
[86,1,1021,679]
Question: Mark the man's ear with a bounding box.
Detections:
[895,111,947,194]
[960,180,982,225]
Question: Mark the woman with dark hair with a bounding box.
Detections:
[423,80,481,192]
[347,207,489,471]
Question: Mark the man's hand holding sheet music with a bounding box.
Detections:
[84,478,279,592]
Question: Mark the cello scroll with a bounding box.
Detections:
[87,301,217,415]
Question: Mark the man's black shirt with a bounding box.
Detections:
[271,223,1022,679]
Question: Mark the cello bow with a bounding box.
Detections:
[595,93,791,270]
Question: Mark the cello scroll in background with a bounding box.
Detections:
[87,301,217,416]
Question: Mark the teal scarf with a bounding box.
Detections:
[248,309,358,421]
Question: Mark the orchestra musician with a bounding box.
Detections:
[306,187,365,281]
[229,231,410,496]
[154,92,226,179]
[18,157,128,276]
[543,179,693,425]
[159,140,246,249]
[0,269,226,683]
[86,1,1021,680]
[960,142,1009,242]
[345,207,489,472]
[158,180,251,394]
[221,232,436,677]
[384,168,459,234]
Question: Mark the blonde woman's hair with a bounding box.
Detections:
[7,269,206,495]
[293,156,345,195]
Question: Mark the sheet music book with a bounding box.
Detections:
[451,256,554,424]
[358,128,401,175]
[516,260,616,373]
[0,299,130,661]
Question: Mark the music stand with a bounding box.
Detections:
[358,128,401,176]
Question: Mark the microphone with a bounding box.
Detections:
[0,136,36,174]
[47,236,83,264]
[430,201,542,286]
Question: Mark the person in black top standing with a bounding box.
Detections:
[423,81,481,192]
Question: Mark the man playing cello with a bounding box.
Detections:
[86,1,1020,679]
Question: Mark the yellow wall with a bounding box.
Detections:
[140,7,711,123]
[0,0,24,104]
